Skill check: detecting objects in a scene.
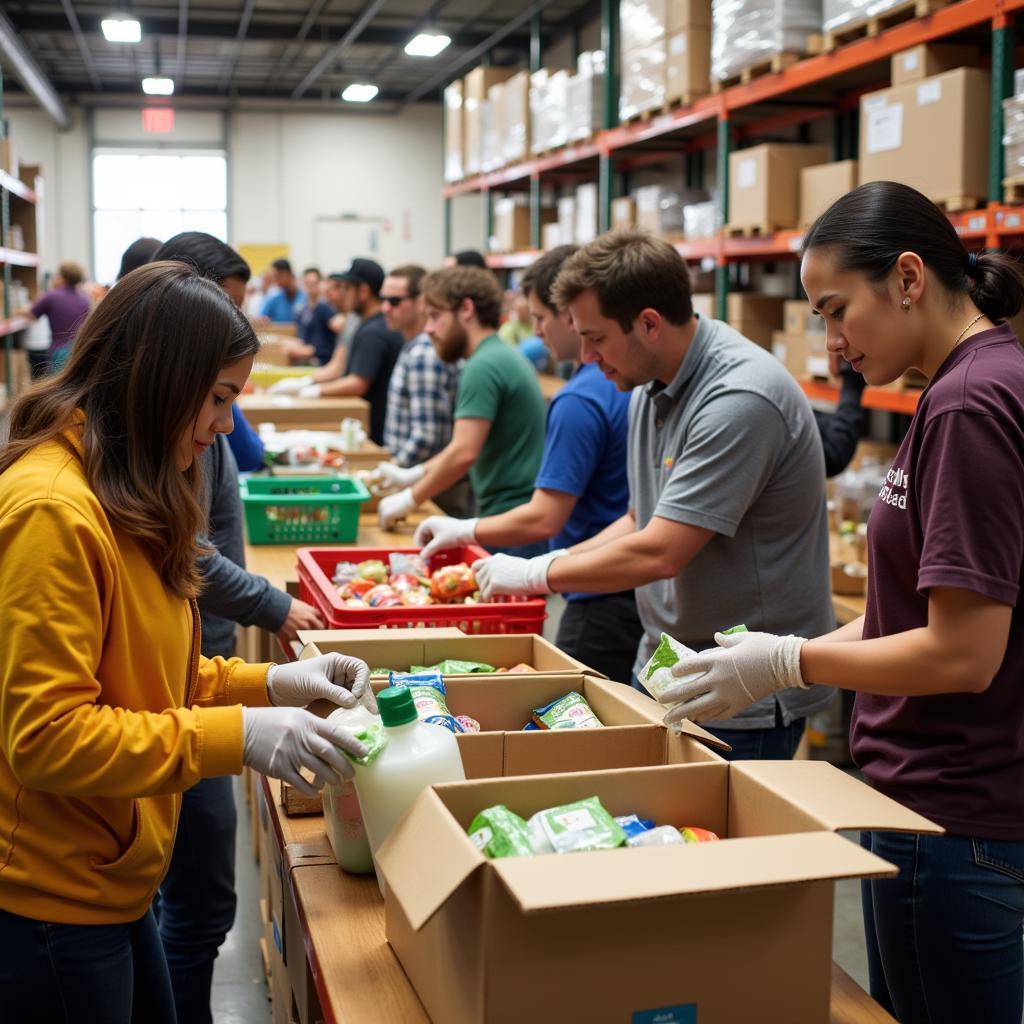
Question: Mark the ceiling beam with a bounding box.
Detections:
[57,0,101,90]
[176,0,189,85]
[0,8,70,127]
[262,0,332,88]
[217,0,257,92]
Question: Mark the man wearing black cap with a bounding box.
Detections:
[270,257,404,445]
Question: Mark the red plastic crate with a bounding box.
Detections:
[296,546,547,634]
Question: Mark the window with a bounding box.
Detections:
[92,151,228,284]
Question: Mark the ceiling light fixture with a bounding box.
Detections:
[404,32,451,57]
[101,16,142,43]
[341,83,378,103]
[142,76,174,95]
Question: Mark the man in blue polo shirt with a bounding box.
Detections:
[414,246,642,683]
[259,258,305,323]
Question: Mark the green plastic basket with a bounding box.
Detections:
[239,474,371,545]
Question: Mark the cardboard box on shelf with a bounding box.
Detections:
[557,195,576,244]
[378,760,940,1024]
[729,143,830,232]
[726,293,786,326]
[483,86,506,172]
[541,222,562,250]
[692,293,715,319]
[464,67,516,175]
[493,199,555,252]
[783,299,824,337]
[665,26,711,100]
[890,42,980,86]
[799,160,858,228]
[576,182,599,245]
[502,71,532,166]
[619,43,668,121]
[620,0,668,53]
[668,0,712,30]
[443,81,464,183]
[859,68,989,207]
[464,65,516,103]
[772,331,810,377]
[611,196,637,229]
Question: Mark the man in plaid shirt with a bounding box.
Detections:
[378,265,469,515]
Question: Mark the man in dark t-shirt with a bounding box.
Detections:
[277,258,403,444]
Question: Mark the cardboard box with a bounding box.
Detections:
[464,67,515,176]
[503,71,532,166]
[378,760,940,1024]
[729,143,830,231]
[575,182,599,245]
[611,196,636,229]
[891,42,979,86]
[772,330,811,377]
[236,394,370,431]
[483,87,505,172]
[726,293,786,326]
[859,68,989,205]
[691,293,715,318]
[783,299,824,337]
[799,159,858,229]
[557,195,576,243]
[667,0,712,31]
[541,222,562,250]
[619,43,667,120]
[444,81,464,183]
[665,26,711,100]
[493,199,555,252]
[620,0,668,53]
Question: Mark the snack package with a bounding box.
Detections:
[390,573,423,593]
[430,563,477,602]
[364,584,402,608]
[468,805,534,859]
[332,561,360,585]
[456,715,482,733]
[389,552,429,579]
[499,663,536,674]
[531,691,602,730]
[522,721,540,731]
[411,660,497,675]
[355,559,389,584]
[679,826,720,843]
[340,576,378,600]
[528,796,627,855]
[387,671,464,733]
[614,814,656,841]
[627,825,686,848]
[400,589,433,607]
[327,704,388,767]
[641,626,748,700]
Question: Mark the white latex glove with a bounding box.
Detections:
[266,652,375,713]
[414,515,479,558]
[471,549,568,599]
[298,383,323,399]
[378,486,418,530]
[242,707,367,796]
[376,462,425,488]
[267,375,314,396]
[657,630,808,726]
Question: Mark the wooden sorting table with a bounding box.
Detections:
[537,372,567,401]
[260,777,896,1024]
[238,394,371,431]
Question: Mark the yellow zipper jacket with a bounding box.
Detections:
[0,425,271,923]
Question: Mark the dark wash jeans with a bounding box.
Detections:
[861,830,1024,1024]
[154,774,238,1024]
[0,906,176,1023]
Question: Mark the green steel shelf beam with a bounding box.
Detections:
[715,115,731,322]
[530,174,542,248]
[484,190,494,253]
[599,0,618,235]
[530,13,543,74]
[990,20,1015,203]
[443,196,452,257]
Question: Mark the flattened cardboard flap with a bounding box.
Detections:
[732,760,944,835]
[491,831,896,913]
[375,787,486,931]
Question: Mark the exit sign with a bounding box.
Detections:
[142,107,175,133]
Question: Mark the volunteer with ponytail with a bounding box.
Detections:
[661,181,1024,1024]
[0,262,373,1023]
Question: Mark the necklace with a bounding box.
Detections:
[952,313,986,350]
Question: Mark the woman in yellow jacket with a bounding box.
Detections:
[0,262,372,1024]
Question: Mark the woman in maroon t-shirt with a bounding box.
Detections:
[657,181,1024,1024]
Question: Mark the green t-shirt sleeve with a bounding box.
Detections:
[455,354,502,422]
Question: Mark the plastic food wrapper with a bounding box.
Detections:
[641,626,747,700]
[327,704,387,767]
[364,584,402,609]
[332,561,360,584]
[467,805,534,859]
[411,660,497,675]
[627,825,686,848]
[387,672,466,733]
[528,796,627,855]
[712,0,822,83]
[355,559,388,584]
[522,720,540,731]
[680,826,720,843]
[499,663,536,674]
[456,715,481,733]
[430,563,478,602]
[389,552,428,579]
[531,691,602,730]
[614,814,656,841]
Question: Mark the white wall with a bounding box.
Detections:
[6,100,447,281]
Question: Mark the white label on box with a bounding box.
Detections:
[670,34,687,55]
[917,80,941,106]
[807,355,830,377]
[863,94,888,111]
[738,157,757,189]
[866,103,903,154]
[772,341,788,365]
[902,52,919,72]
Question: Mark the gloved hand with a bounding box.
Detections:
[657,630,807,726]
[242,707,367,796]
[376,462,425,489]
[266,652,375,713]
[414,515,479,558]
[267,375,314,396]
[298,383,323,399]
[378,487,418,530]
[471,549,568,599]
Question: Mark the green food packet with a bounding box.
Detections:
[467,805,534,859]
[640,633,700,700]
[721,624,748,636]
[328,706,388,767]
[531,691,602,730]
[411,660,497,674]
[529,796,627,854]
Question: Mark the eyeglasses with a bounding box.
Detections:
[381,293,418,306]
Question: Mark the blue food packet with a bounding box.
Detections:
[389,671,462,732]
[614,814,656,840]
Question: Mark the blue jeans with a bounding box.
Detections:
[0,906,176,1023]
[861,830,1024,1024]
[154,775,237,1024]
[700,702,806,760]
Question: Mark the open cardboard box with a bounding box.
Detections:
[299,632,601,683]
[378,760,941,1024]
[237,394,370,431]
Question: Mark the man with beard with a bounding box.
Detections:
[377,266,546,549]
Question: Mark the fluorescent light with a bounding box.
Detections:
[405,32,451,57]
[101,16,142,43]
[142,76,174,95]
[341,83,378,103]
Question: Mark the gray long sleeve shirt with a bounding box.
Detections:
[197,434,291,659]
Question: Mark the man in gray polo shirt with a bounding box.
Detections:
[472,229,835,757]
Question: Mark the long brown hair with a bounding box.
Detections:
[0,261,260,598]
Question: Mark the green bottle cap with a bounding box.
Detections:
[377,687,418,728]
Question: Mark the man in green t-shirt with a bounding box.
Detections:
[377,266,547,555]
